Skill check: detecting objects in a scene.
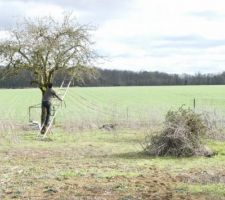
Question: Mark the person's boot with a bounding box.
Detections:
[41,126,46,134]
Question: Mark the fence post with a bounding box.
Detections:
[193,98,196,110]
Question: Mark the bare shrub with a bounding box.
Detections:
[143,107,214,157]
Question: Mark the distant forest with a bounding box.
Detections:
[1,68,225,88]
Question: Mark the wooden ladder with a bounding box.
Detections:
[40,77,73,138]
[28,75,74,139]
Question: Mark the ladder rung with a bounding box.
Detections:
[53,105,60,108]
[53,102,61,105]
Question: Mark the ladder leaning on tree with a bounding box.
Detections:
[28,75,74,139]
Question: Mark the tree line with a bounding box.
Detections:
[1,68,225,88]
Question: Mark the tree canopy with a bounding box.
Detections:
[0,15,96,93]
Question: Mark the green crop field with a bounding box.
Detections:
[1,85,225,199]
[1,85,225,124]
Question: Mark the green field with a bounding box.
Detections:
[1,86,225,199]
[1,85,225,124]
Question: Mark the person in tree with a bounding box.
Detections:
[41,83,63,134]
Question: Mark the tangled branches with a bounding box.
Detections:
[144,107,214,157]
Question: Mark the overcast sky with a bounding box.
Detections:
[1,0,225,74]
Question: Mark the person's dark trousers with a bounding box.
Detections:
[42,101,51,126]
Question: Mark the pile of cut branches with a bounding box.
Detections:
[144,107,214,157]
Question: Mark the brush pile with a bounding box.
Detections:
[144,107,214,157]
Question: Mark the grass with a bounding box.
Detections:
[177,183,225,197]
[1,86,225,199]
[1,129,225,199]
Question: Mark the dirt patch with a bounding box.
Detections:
[1,174,189,200]
[0,149,190,200]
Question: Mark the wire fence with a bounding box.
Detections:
[54,93,225,131]
[3,87,225,131]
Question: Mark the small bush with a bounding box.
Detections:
[144,107,213,157]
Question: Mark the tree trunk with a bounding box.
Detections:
[41,90,46,127]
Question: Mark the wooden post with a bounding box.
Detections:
[193,98,196,110]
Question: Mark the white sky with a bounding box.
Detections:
[1,0,225,74]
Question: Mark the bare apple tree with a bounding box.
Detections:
[0,14,97,124]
